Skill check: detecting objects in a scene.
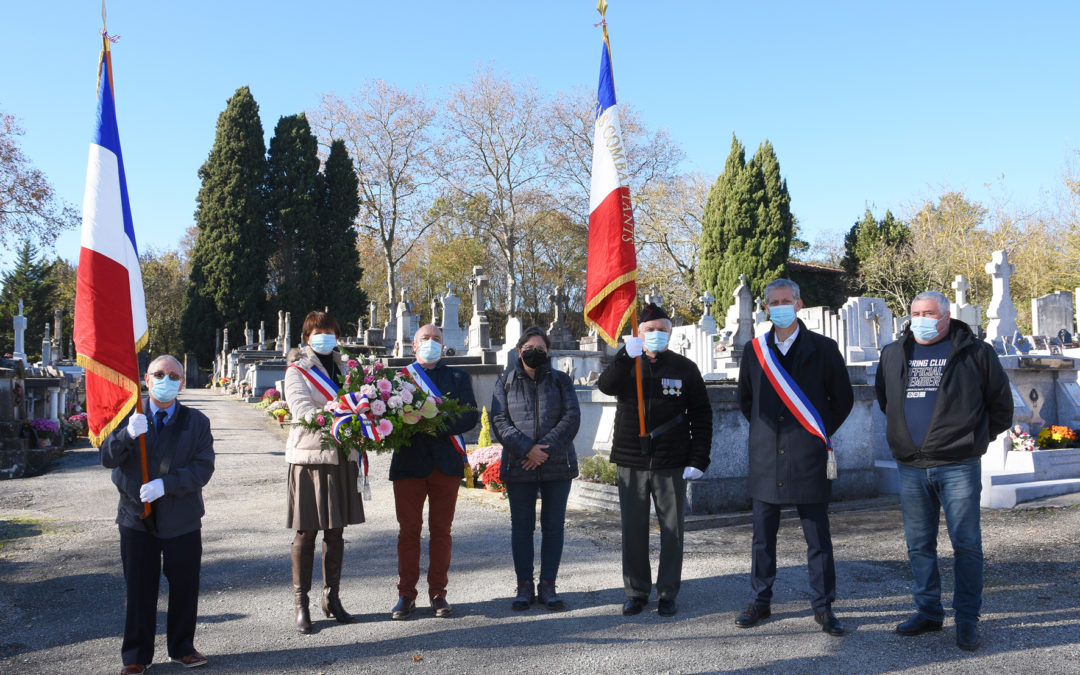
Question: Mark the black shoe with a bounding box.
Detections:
[658,599,677,617]
[512,581,535,611]
[431,595,452,618]
[895,613,944,636]
[956,622,981,651]
[622,597,647,616]
[537,580,565,611]
[735,604,770,628]
[391,596,415,621]
[814,608,844,636]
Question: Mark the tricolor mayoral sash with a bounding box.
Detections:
[404,362,467,457]
[750,334,838,480]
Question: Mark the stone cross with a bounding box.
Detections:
[699,291,716,316]
[470,266,489,318]
[644,290,663,308]
[952,275,971,306]
[697,291,718,333]
[984,250,1018,342]
[244,321,254,347]
[549,286,570,324]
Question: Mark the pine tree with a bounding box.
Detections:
[313,139,366,332]
[266,113,323,339]
[181,86,268,364]
[0,240,58,360]
[841,208,910,293]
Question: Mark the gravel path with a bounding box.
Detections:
[1,389,1078,674]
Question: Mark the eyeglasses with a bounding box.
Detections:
[150,371,182,381]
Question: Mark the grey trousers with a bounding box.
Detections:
[617,465,687,601]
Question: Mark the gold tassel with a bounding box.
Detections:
[464,463,474,489]
[826,449,838,481]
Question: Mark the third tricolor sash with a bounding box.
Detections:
[750,333,838,480]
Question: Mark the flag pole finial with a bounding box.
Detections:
[596,0,608,18]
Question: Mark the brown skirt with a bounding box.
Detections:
[285,461,365,530]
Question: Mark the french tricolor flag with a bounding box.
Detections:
[584,28,637,348]
[74,39,148,446]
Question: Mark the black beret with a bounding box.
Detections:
[639,302,670,323]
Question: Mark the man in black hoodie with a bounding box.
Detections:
[598,303,712,618]
[875,291,1012,652]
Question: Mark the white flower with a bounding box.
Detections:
[343,427,353,438]
[370,400,387,416]
[360,384,377,399]
[402,381,417,392]
[304,411,315,423]
[387,395,403,410]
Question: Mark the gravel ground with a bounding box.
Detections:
[1,389,1078,674]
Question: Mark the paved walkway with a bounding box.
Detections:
[1,389,1079,674]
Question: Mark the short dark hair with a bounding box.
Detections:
[301,311,341,343]
[516,326,551,350]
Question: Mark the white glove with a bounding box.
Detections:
[139,478,165,503]
[126,413,148,439]
[682,466,703,480]
[623,336,644,358]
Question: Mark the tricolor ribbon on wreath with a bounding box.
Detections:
[750,334,838,480]
[404,362,467,457]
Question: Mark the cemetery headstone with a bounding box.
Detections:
[547,286,577,350]
[697,291,717,333]
[468,266,492,355]
[984,249,1018,342]
[13,300,27,364]
[1032,290,1075,338]
[440,285,467,352]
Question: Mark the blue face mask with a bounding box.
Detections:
[769,304,796,329]
[643,330,669,353]
[416,338,443,363]
[309,333,337,354]
[910,316,940,342]
[150,376,181,403]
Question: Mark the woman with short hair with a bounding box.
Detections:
[491,326,581,611]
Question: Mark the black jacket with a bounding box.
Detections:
[738,323,854,504]
[100,400,215,539]
[491,359,581,483]
[389,361,479,480]
[875,319,1013,465]
[597,347,712,472]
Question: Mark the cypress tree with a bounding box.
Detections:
[314,139,366,333]
[266,113,323,339]
[0,240,58,360]
[181,86,268,363]
[699,136,796,313]
[841,208,910,293]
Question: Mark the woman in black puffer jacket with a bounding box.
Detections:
[491,326,581,611]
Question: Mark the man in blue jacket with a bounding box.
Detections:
[99,355,215,675]
[875,290,1012,651]
[389,325,479,620]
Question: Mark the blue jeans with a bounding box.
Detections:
[897,458,983,624]
[505,480,572,583]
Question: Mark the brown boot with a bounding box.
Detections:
[292,540,314,634]
[321,535,355,623]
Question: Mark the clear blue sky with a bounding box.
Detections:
[5,1,1077,270]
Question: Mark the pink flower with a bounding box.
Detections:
[344,375,351,386]
[400,389,413,405]
[376,419,394,436]
[364,375,374,384]
[373,362,385,371]
[377,379,393,394]
[370,400,387,416]
[360,384,377,399]
[324,400,338,412]
[347,359,359,369]
[380,392,391,402]
[315,414,326,427]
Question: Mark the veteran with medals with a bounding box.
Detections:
[735,279,854,635]
[597,303,713,618]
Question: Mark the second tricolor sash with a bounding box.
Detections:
[750,333,838,480]
[404,362,467,457]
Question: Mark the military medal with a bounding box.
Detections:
[661,378,683,396]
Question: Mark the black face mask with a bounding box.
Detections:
[520,348,548,369]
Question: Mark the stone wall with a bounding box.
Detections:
[574,383,882,514]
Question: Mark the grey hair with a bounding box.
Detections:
[763,279,801,303]
[912,291,950,315]
[148,355,183,373]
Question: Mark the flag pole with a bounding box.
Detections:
[99,5,151,520]
[597,0,647,439]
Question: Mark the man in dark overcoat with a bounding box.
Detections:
[735,279,854,636]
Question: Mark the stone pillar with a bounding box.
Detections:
[41,323,51,366]
[13,300,27,365]
[282,313,292,356]
[244,322,254,347]
[468,267,491,355]
[440,285,467,352]
[47,386,60,424]
[53,308,64,362]
[258,321,266,347]
[58,389,68,422]
[395,292,417,358]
